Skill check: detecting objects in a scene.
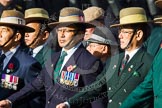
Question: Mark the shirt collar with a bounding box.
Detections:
[2,45,19,56]
[62,42,82,55]
[33,45,44,55]
[125,46,141,61]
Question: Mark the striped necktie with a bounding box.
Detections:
[119,54,129,76]
[54,51,67,82]
[0,54,6,72]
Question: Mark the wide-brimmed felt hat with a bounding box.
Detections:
[111,7,150,27]
[83,6,105,22]
[48,7,94,29]
[87,27,118,46]
[25,8,49,23]
[0,10,34,32]
[154,15,162,24]
[155,0,162,8]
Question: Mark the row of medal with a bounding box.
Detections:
[1,74,19,90]
[59,71,80,87]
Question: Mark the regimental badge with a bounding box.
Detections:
[128,65,134,72]
[1,74,19,90]
[113,65,117,69]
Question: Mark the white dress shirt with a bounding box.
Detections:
[60,42,82,72]
[32,45,44,57]
[125,46,141,63]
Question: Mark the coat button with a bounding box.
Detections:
[124,89,127,92]
[119,102,122,106]
[109,99,112,103]
[108,87,111,90]
[48,101,50,104]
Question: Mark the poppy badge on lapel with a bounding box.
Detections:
[6,63,14,73]
[67,65,77,72]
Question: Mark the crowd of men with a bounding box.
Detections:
[0,0,162,108]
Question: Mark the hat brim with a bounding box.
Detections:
[87,38,118,46]
[154,17,162,24]
[25,17,49,23]
[155,0,162,8]
[48,21,95,29]
[110,21,152,27]
[0,22,35,32]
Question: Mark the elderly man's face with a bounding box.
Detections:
[118,28,134,49]
[0,26,16,47]
[86,42,107,58]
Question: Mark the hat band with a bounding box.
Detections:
[59,15,85,22]
[120,14,147,24]
[25,13,49,19]
[90,34,112,45]
[0,17,25,25]
[91,34,105,42]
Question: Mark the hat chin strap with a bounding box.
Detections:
[63,31,81,49]
[123,29,137,50]
[28,24,44,48]
[28,31,40,48]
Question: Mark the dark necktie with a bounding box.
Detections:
[119,54,129,76]
[28,49,33,56]
[0,54,6,72]
[54,51,67,82]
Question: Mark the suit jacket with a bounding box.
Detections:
[7,44,104,108]
[107,47,153,108]
[66,47,153,108]
[0,47,42,108]
[35,45,55,67]
[29,46,55,108]
[120,48,162,108]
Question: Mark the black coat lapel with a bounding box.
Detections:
[3,48,21,74]
[63,45,84,70]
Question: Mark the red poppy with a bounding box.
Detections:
[67,65,73,72]
[8,63,14,69]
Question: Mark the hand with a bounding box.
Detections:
[0,100,11,108]
[56,103,68,108]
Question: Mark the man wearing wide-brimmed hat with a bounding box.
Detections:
[0,10,42,108]
[55,7,154,108]
[24,7,56,108]
[24,8,55,67]
[119,2,162,108]
[102,7,153,108]
[0,7,104,108]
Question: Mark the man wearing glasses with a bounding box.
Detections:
[0,7,104,108]
[56,7,154,108]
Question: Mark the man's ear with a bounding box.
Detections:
[14,33,21,41]
[42,31,49,40]
[136,30,143,41]
[102,45,108,53]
